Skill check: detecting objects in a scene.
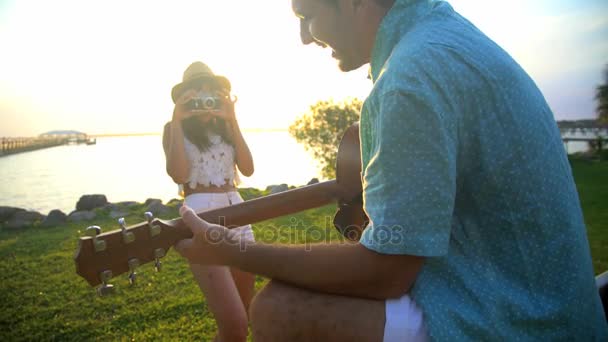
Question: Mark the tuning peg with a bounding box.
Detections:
[97,270,114,296]
[118,218,135,244]
[85,226,106,252]
[145,212,161,237]
[154,248,165,272]
[85,226,101,236]
[128,258,139,285]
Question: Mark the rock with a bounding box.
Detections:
[103,203,120,212]
[41,210,67,227]
[76,195,108,211]
[307,178,320,185]
[15,210,45,221]
[116,201,139,208]
[0,206,25,222]
[146,201,171,216]
[104,201,139,213]
[167,198,183,211]
[167,198,183,206]
[5,219,30,230]
[69,210,97,222]
[145,198,162,206]
[5,210,45,229]
[105,201,139,211]
[266,184,289,194]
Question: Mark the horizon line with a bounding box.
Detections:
[89,127,289,137]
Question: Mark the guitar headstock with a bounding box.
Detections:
[73,212,190,295]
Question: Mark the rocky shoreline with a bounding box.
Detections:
[0,179,319,230]
[0,194,180,230]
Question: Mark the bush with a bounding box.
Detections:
[288,98,362,179]
[588,136,605,152]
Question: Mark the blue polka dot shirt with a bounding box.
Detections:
[358,1,608,340]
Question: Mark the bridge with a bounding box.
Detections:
[0,130,95,157]
[558,120,607,154]
[558,120,608,136]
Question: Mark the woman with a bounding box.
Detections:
[163,61,255,342]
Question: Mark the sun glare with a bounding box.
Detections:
[0,0,606,137]
[0,0,372,136]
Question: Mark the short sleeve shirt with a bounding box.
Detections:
[358,0,608,340]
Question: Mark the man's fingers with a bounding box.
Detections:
[174,238,194,258]
[180,205,211,234]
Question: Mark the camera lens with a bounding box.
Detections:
[203,97,216,110]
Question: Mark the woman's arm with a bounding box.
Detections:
[163,94,196,184]
[219,92,254,177]
[227,117,254,177]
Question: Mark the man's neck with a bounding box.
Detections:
[357,1,394,64]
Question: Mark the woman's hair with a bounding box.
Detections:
[182,115,233,152]
[178,78,234,151]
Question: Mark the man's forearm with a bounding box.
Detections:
[224,241,423,299]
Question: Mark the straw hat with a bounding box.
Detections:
[171,62,231,103]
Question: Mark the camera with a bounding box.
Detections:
[185,96,222,111]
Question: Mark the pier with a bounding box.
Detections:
[558,119,608,136]
[558,120,608,154]
[1,130,94,157]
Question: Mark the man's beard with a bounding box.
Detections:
[337,56,365,73]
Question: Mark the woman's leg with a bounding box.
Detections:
[230,267,256,313]
[190,264,249,342]
[223,196,256,314]
[186,193,249,341]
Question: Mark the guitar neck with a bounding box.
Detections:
[167,180,339,241]
[74,123,362,289]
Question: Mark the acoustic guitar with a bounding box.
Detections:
[74,123,368,295]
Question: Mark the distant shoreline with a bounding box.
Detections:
[89,128,289,138]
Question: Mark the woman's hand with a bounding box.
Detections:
[212,89,238,123]
[172,89,199,121]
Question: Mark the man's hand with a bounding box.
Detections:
[174,205,236,265]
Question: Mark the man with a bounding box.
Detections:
[175,0,608,340]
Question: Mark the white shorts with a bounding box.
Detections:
[184,191,255,242]
[384,294,427,342]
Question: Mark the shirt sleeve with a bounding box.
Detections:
[359,89,457,257]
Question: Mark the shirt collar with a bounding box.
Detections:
[370,0,434,82]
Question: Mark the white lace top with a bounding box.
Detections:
[183,134,240,189]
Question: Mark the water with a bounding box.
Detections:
[0,132,322,214]
[562,131,608,155]
[1,130,603,215]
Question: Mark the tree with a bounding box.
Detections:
[597,64,608,124]
[289,98,362,179]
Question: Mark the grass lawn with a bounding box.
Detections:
[0,159,606,340]
[569,158,608,274]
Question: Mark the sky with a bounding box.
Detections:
[0,0,607,137]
